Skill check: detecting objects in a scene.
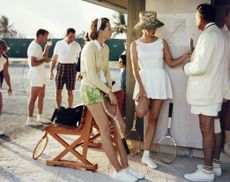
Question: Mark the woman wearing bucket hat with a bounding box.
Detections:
[0,39,12,135]
[130,11,190,169]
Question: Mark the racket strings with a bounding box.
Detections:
[158,137,177,164]
[33,136,48,160]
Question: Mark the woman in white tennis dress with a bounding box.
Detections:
[130,11,190,169]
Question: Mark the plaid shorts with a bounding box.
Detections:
[55,63,76,90]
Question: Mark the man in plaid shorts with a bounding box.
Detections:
[50,28,81,108]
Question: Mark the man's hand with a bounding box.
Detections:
[8,87,12,96]
[50,71,54,80]
[45,57,51,63]
[44,42,52,51]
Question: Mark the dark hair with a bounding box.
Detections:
[84,32,90,42]
[119,54,126,66]
[36,29,49,37]
[66,28,76,35]
[225,7,230,17]
[197,3,216,22]
[89,18,110,40]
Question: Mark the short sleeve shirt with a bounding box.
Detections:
[53,39,81,64]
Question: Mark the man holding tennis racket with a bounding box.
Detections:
[183,4,230,182]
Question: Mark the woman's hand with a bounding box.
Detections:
[182,50,191,60]
[135,86,146,101]
[76,73,82,81]
[108,90,117,105]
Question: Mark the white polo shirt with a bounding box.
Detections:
[53,39,81,64]
[27,40,46,86]
[27,40,44,68]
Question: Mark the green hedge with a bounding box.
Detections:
[3,38,125,61]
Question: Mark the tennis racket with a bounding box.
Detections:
[32,132,48,160]
[102,98,130,155]
[126,112,141,155]
[157,103,177,164]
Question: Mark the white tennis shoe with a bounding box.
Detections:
[113,168,137,182]
[184,169,214,182]
[141,156,158,169]
[126,167,144,179]
[197,164,222,176]
[37,114,51,124]
[26,117,38,126]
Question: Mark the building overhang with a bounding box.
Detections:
[82,0,128,13]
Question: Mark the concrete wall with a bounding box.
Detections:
[144,0,210,148]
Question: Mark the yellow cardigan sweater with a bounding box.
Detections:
[80,41,112,94]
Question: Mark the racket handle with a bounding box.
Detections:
[168,103,173,118]
[51,108,58,122]
[122,138,130,155]
[190,38,194,53]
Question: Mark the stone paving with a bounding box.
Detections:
[0,127,230,182]
[0,64,229,182]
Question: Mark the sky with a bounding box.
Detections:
[0,0,116,38]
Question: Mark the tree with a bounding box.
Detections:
[111,12,127,38]
[0,15,17,38]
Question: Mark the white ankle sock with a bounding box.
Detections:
[202,165,213,174]
[27,116,33,120]
[213,159,221,168]
[143,150,150,158]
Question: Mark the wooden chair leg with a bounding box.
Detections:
[45,109,98,171]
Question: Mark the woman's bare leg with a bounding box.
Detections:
[144,99,164,150]
[87,103,123,171]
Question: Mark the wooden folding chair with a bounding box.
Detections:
[44,108,99,171]
[35,90,126,171]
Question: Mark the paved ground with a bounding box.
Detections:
[0,64,230,182]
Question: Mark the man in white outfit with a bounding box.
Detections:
[183,4,230,182]
[26,29,52,126]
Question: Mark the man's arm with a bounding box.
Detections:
[30,56,48,67]
[43,43,51,60]
[184,33,214,75]
[49,55,58,80]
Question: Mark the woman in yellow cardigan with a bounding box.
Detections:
[80,18,143,182]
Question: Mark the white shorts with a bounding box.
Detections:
[28,77,45,87]
[28,68,46,87]
[191,103,222,117]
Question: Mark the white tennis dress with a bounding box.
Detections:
[133,38,173,99]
